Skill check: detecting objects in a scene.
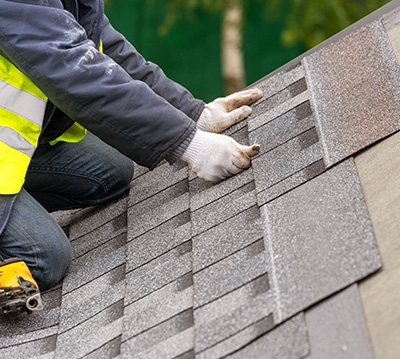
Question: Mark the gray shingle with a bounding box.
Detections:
[191,181,257,236]
[249,103,315,155]
[128,181,189,239]
[190,169,254,212]
[196,315,274,359]
[126,210,191,268]
[68,195,128,240]
[59,265,125,333]
[251,131,323,194]
[257,159,326,205]
[55,300,124,359]
[305,20,400,167]
[62,233,127,294]
[248,89,310,132]
[0,326,59,353]
[129,162,188,206]
[226,313,310,359]
[0,334,58,358]
[250,62,305,110]
[122,275,193,341]
[262,158,381,322]
[84,336,122,359]
[306,285,374,359]
[194,274,275,353]
[121,309,194,359]
[70,212,127,259]
[192,206,264,273]
[125,241,192,304]
[193,239,268,308]
[253,78,308,118]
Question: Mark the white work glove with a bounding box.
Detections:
[197,88,263,133]
[181,129,260,183]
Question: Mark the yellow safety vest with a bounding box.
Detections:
[0,55,86,195]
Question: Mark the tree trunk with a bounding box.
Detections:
[222,0,245,95]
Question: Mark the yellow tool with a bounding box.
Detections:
[0,258,43,315]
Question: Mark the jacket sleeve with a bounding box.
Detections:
[101,16,205,122]
[0,0,196,169]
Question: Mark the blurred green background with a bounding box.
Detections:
[105,0,390,102]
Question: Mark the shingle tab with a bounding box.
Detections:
[196,315,274,359]
[226,314,310,359]
[55,300,124,359]
[62,232,127,294]
[68,195,127,240]
[262,158,381,322]
[306,285,374,359]
[305,20,400,166]
[129,162,188,206]
[125,210,191,268]
[192,206,264,273]
[125,240,192,304]
[194,274,275,353]
[0,334,58,358]
[70,212,127,259]
[121,309,194,359]
[122,277,193,341]
[251,132,323,194]
[191,181,257,236]
[128,181,190,239]
[58,265,126,333]
[193,239,268,308]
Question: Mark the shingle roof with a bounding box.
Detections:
[2,1,400,358]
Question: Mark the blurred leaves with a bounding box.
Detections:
[276,0,390,48]
[152,0,225,35]
[154,0,390,48]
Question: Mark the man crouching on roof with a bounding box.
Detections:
[0,0,262,314]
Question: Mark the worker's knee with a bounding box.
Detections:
[31,237,72,292]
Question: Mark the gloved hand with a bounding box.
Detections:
[197,88,263,133]
[181,129,260,183]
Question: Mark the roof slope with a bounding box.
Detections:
[2,1,400,358]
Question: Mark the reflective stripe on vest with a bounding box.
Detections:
[0,53,86,194]
[0,55,47,195]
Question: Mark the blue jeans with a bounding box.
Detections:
[0,132,134,291]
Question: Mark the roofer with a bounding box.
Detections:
[0,0,262,314]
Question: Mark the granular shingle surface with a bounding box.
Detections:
[305,19,400,167]
[4,2,400,358]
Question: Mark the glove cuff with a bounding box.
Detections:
[166,126,196,164]
[180,128,208,166]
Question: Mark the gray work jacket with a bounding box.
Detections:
[0,0,204,235]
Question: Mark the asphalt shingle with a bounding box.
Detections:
[305,20,400,167]
[306,285,374,359]
[262,158,381,322]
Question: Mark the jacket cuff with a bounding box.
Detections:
[166,126,197,164]
[190,100,205,122]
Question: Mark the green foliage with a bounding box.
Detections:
[152,0,224,35]
[277,0,391,48]
[156,0,390,48]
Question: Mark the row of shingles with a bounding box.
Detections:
[248,62,326,206]
[194,62,322,359]
[189,123,278,359]
[226,284,374,359]
[121,161,195,359]
[0,210,73,359]
[229,23,385,358]
[54,196,129,359]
